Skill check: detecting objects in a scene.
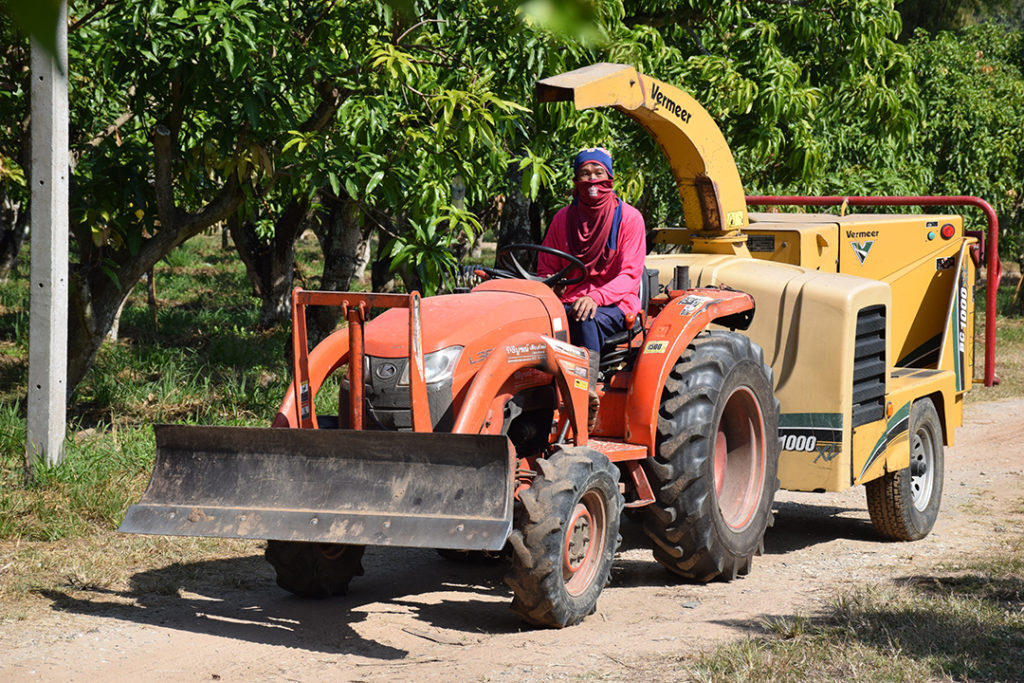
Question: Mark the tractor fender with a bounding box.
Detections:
[624,289,756,451]
[453,331,592,443]
[273,326,351,428]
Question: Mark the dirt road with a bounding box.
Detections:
[2,399,1022,682]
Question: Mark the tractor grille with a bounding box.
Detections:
[852,305,886,427]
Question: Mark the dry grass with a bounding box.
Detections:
[0,534,265,623]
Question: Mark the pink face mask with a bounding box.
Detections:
[574,178,615,206]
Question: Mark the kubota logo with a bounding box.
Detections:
[851,240,874,264]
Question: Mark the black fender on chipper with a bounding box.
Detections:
[119,424,516,550]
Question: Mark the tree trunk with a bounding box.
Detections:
[497,168,534,253]
[229,197,311,329]
[62,74,345,401]
[64,124,245,399]
[307,194,373,345]
[0,199,28,280]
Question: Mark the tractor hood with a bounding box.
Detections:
[364,279,567,360]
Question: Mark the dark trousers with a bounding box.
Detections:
[565,304,626,353]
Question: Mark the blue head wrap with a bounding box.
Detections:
[573,147,613,177]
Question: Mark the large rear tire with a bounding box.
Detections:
[505,447,624,628]
[866,398,944,540]
[642,331,780,582]
[264,541,365,598]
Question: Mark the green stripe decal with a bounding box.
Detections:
[858,401,911,481]
[779,413,843,428]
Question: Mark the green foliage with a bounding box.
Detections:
[1,0,63,68]
[908,24,1024,265]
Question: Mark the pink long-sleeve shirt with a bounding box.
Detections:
[537,200,646,316]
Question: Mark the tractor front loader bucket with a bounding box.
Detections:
[119,424,514,551]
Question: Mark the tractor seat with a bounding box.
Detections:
[599,268,658,370]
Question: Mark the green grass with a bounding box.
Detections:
[684,540,1024,682]
[0,232,326,544]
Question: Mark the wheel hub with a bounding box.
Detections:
[566,506,592,569]
[562,490,607,596]
[910,424,936,512]
[713,387,767,530]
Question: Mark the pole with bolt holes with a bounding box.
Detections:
[25,1,69,477]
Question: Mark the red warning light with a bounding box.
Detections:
[940,223,956,239]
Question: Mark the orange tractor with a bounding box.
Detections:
[122,64,999,628]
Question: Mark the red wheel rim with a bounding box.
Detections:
[712,386,767,530]
[563,490,607,596]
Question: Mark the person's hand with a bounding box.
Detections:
[570,295,597,321]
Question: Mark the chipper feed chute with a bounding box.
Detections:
[119,424,515,551]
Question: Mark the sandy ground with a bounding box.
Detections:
[1,399,1022,682]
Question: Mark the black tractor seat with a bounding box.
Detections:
[599,268,659,371]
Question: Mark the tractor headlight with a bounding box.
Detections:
[398,345,463,386]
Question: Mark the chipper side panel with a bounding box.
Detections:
[645,253,891,493]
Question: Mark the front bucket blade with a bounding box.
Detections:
[120,424,514,551]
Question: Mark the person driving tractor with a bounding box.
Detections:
[536,147,647,358]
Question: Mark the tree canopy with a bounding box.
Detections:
[1,0,1022,399]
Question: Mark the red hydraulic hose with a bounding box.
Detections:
[745,195,1001,387]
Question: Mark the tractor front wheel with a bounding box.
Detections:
[505,447,623,628]
[866,398,944,540]
[643,331,780,582]
[265,541,365,598]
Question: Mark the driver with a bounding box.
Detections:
[537,147,647,356]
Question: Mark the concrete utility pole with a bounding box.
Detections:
[26,2,69,476]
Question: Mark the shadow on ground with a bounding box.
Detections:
[37,497,883,654]
[35,547,521,657]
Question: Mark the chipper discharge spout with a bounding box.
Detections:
[119,289,515,551]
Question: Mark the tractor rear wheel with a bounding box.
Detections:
[505,447,623,628]
[264,541,365,598]
[866,399,944,540]
[643,331,780,582]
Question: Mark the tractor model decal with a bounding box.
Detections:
[545,336,588,360]
[850,240,874,265]
[859,401,911,481]
[677,294,713,315]
[506,342,547,363]
[954,258,969,392]
[644,340,669,354]
[779,413,843,463]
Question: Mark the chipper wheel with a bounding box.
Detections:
[643,330,780,582]
[264,412,367,598]
[505,447,624,628]
[866,398,944,541]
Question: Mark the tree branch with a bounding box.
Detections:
[395,18,446,44]
[298,80,352,134]
[70,0,116,33]
[85,111,135,147]
[151,124,180,230]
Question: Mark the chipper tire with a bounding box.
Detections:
[866,398,944,541]
[265,541,365,598]
[642,331,780,582]
[505,447,623,628]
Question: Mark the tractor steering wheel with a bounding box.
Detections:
[481,244,586,288]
